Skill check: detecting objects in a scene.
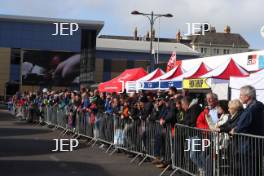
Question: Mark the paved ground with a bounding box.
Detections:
[0,110,167,176]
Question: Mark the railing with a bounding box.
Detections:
[171,124,264,176]
[13,104,264,176]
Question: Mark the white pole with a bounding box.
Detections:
[20,49,24,93]
[157,18,161,64]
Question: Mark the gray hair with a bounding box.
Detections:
[240,85,256,100]
[228,99,243,111]
[206,92,218,101]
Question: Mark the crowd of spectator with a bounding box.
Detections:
[10,85,264,176]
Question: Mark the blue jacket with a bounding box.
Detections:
[235,100,264,135]
[83,98,90,108]
[105,99,112,113]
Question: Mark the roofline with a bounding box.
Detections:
[191,42,249,48]
[0,14,104,34]
[96,47,200,56]
[99,34,192,42]
[96,38,200,56]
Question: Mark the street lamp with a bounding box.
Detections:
[131,10,173,71]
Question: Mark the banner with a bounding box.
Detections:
[160,80,182,89]
[183,78,210,89]
[143,81,159,89]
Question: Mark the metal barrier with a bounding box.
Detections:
[171,123,264,176]
[217,132,264,176]
[11,105,183,175]
[12,104,264,176]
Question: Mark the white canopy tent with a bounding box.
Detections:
[159,62,211,90]
[230,69,264,103]
[142,65,185,90]
[201,59,249,79]
[183,59,248,99]
[125,68,164,92]
[179,50,264,72]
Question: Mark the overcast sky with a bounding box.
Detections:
[0,0,263,49]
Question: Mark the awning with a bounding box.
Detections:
[125,68,164,92]
[159,62,211,89]
[142,65,185,90]
[201,59,249,80]
[98,68,147,93]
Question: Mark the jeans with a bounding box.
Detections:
[189,136,206,170]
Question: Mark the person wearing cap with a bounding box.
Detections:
[149,96,167,122]
[154,87,178,168]
[160,87,177,126]
[151,95,169,167]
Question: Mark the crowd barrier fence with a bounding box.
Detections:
[13,104,264,176]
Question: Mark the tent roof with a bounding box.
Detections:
[170,62,211,81]
[137,68,164,82]
[152,65,185,81]
[98,67,147,93]
[201,59,249,80]
[187,62,212,79]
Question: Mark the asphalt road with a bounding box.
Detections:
[0,110,163,176]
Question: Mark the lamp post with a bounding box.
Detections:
[131,10,173,71]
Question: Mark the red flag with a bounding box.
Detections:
[166,51,177,72]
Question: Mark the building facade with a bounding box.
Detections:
[0,14,103,98]
[187,25,250,57]
[0,15,200,98]
[95,35,200,82]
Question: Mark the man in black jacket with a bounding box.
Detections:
[232,85,264,176]
[163,87,178,126]
[149,97,167,122]
[181,96,202,127]
[234,85,264,135]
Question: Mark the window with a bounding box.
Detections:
[201,47,207,54]
[213,48,219,55]
[224,49,230,54]
[213,48,217,54]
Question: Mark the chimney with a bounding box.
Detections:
[210,26,216,33]
[224,25,231,33]
[176,30,182,42]
[134,27,138,40]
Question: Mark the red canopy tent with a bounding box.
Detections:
[98,68,147,93]
[187,62,212,79]
[137,68,165,81]
[152,64,185,81]
[201,59,249,79]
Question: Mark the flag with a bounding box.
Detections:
[166,51,177,72]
